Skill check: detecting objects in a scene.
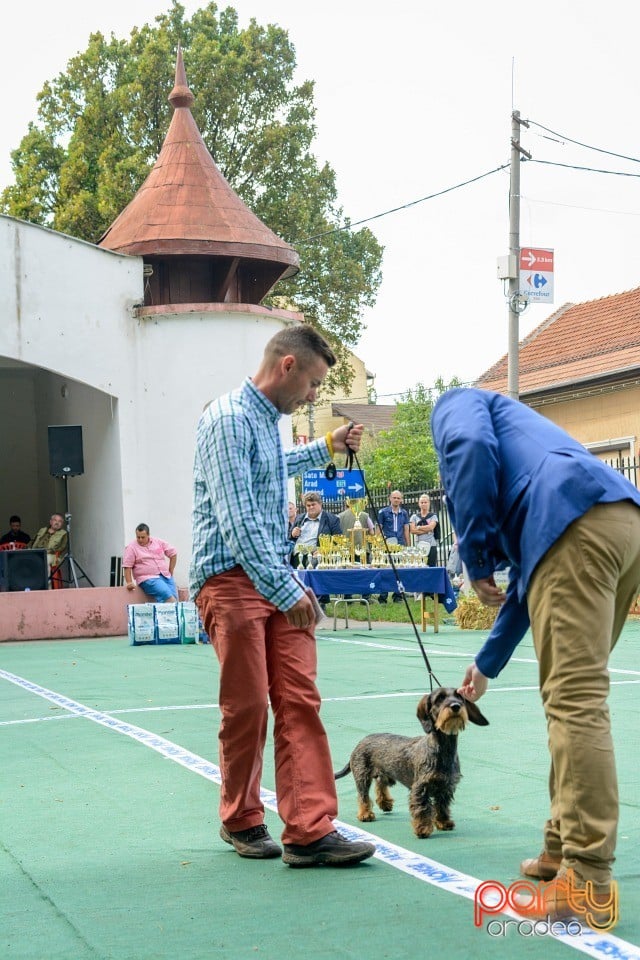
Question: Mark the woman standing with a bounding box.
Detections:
[409,494,439,566]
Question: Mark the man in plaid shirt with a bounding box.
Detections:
[191,325,375,868]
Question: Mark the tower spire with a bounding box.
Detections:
[168,44,195,109]
[98,47,299,304]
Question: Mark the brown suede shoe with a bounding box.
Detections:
[513,871,618,932]
[520,850,562,880]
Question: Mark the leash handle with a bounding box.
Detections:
[326,422,355,480]
[344,421,355,471]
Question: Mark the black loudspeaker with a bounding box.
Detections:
[0,549,49,592]
[48,425,84,477]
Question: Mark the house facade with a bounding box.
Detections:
[476,287,640,473]
[292,351,373,441]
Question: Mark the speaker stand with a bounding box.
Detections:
[53,552,94,589]
[52,477,94,589]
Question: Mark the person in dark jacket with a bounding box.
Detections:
[0,515,31,545]
[290,492,341,607]
[432,386,640,928]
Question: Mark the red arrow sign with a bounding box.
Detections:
[520,247,554,271]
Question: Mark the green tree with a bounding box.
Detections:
[357,378,463,488]
[0,2,382,391]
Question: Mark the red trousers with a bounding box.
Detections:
[196,566,338,845]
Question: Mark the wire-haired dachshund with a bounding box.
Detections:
[335,687,489,838]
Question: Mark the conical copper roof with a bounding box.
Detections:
[98,48,299,285]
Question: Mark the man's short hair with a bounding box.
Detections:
[9,515,21,524]
[264,325,336,370]
[303,492,322,505]
[136,523,150,534]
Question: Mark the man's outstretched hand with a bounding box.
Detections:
[458,663,489,701]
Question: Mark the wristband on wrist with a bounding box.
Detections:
[325,431,335,460]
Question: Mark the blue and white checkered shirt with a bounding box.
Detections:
[190,377,331,610]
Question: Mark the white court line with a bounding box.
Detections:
[321,634,640,676]
[3,679,639,729]
[1,667,637,960]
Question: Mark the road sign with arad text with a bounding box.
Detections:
[302,468,365,501]
[519,247,554,304]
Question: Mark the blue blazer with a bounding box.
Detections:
[432,387,640,677]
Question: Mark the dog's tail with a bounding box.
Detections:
[334,762,351,780]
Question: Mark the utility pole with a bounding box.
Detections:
[507,110,531,400]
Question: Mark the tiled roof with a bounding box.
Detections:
[331,402,396,433]
[476,286,640,394]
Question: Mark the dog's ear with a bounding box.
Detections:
[463,697,489,726]
[417,694,434,733]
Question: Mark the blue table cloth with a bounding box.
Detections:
[298,567,457,613]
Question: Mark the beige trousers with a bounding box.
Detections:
[527,501,640,886]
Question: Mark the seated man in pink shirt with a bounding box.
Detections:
[123,524,178,602]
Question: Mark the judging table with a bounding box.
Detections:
[298,567,456,633]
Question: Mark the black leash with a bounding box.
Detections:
[342,423,441,690]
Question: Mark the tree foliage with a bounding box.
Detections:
[357,378,463,489]
[0,2,382,391]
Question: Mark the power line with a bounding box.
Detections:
[529,158,640,178]
[293,121,640,247]
[294,164,510,245]
[292,125,640,247]
[325,380,475,405]
[521,195,640,218]
[526,119,640,165]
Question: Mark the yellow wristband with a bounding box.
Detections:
[325,431,335,460]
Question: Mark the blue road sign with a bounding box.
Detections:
[302,468,365,501]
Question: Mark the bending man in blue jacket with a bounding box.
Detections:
[432,387,640,925]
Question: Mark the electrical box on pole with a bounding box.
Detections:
[497,255,518,280]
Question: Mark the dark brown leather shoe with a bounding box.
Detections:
[282,830,375,867]
[520,850,562,880]
[220,824,282,859]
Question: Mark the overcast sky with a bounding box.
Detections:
[4,0,640,399]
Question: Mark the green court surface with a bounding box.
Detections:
[1,620,639,960]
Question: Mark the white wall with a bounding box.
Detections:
[125,307,299,588]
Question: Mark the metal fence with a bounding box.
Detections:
[307,455,640,568]
[309,485,453,566]
[604,456,639,488]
